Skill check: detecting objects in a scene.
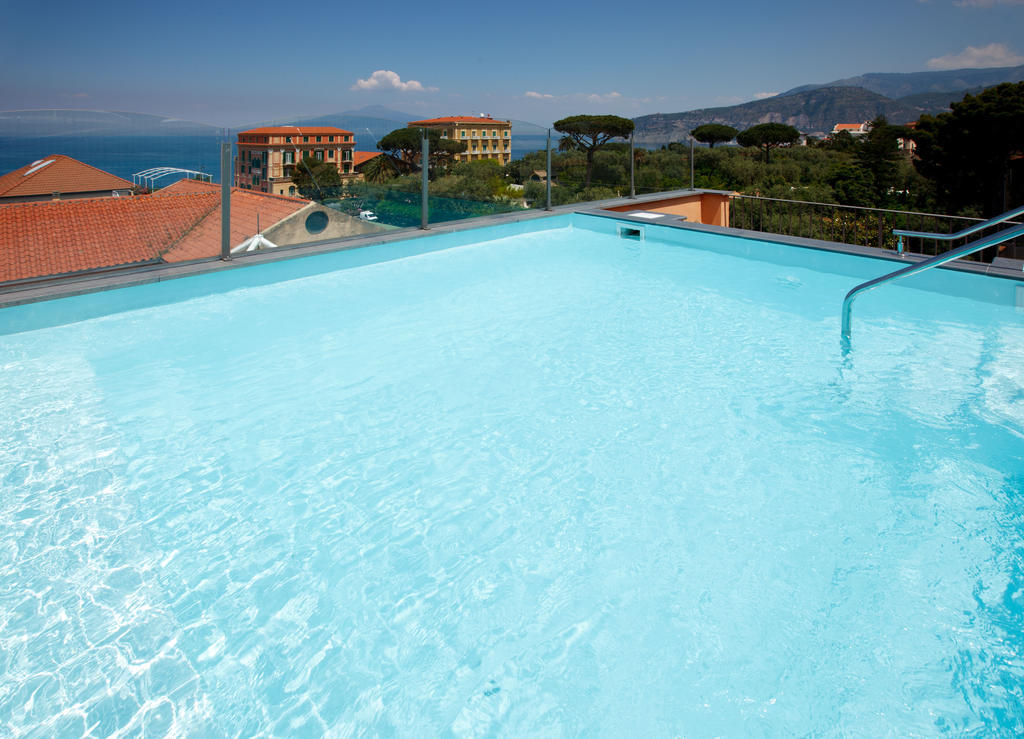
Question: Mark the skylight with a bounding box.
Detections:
[24,160,55,176]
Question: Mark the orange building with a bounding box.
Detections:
[407,116,512,164]
[235,126,356,195]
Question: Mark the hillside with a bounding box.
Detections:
[633,87,928,144]
[784,64,1024,99]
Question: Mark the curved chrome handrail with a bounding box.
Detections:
[842,221,1024,348]
[892,203,1024,254]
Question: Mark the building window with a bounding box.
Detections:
[460,130,466,138]
[492,130,497,137]
[328,150,334,159]
[316,136,322,142]
[328,135,334,142]
[342,150,352,162]
[482,143,488,151]
[315,150,324,161]
[343,164,351,173]
[303,150,310,159]
[283,151,294,164]
[305,211,328,234]
[289,186,296,195]
[303,136,309,143]
[344,135,350,142]
[286,136,292,143]
[504,130,509,138]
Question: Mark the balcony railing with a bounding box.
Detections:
[729,195,1024,263]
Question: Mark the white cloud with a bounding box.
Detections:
[525,91,554,99]
[585,91,622,103]
[754,91,779,100]
[955,0,1024,6]
[926,42,1024,69]
[351,70,438,93]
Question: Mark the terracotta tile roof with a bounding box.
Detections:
[352,151,382,167]
[408,116,509,125]
[238,126,354,136]
[833,123,866,131]
[0,155,134,199]
[0,194,217,282]
[155,180,309,263]
[0,180,310,282]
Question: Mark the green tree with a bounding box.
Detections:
[691,123,738,148]
[853,116,906,207]
[736,123,801,163]
[377,128,468,175]
[823,129,858,152]
[360,153,402,184]
[290,156,343,200]
[553,114,635,188]
[912,82,1024,216]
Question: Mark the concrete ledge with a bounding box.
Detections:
[580,208,1024,284]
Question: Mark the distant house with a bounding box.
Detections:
[0,179,386,283]
[0,155,134,204]
[352,151,382,180]
[831,122,870,137]
[897,121,917,155]
[235,126,357,196]
[407,116,512,164]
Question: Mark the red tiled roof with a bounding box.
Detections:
[238,126,354,136]
[352,151,382,167]
[0,155,134,199]
[0,194,216,282]
[0,181,310,282]
[155,180,308,262]
[408,116,509,125]
[833,123,866,131]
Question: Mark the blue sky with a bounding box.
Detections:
[1,0,1023,126]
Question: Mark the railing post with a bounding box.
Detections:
[220,141,231,261]
[629,134,635,199]
[690,138,695,190]
[420,128,429,230]
[545,128,552,211]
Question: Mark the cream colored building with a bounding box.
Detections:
[235,126,356,196]
[407,116,512,164]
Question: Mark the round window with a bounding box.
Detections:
[305,210,328,234]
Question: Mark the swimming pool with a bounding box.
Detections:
[2,214,1022,735]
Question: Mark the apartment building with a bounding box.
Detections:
[406,116,512,164]
[235,126,356,195]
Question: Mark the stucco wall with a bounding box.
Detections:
[605,192,732,227]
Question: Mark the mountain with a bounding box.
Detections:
[783,65,1024,99]
[633,87,929,144]
[0,109,219,137]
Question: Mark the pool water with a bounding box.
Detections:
[2,216,1023,735]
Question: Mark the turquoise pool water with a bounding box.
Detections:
[1,215,1023,735]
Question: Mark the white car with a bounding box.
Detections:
[358,210,378,222]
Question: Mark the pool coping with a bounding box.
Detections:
[2,189,1022,309]
[580,207,1024,284]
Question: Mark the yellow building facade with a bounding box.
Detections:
[407,117,512,164]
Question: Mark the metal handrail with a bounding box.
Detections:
[732,194,984,223]
[841,221,1024,347]
[892,203,1024,254]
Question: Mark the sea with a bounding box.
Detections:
[0,135,557,183]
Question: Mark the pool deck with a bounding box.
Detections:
[1,189,1022,309]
